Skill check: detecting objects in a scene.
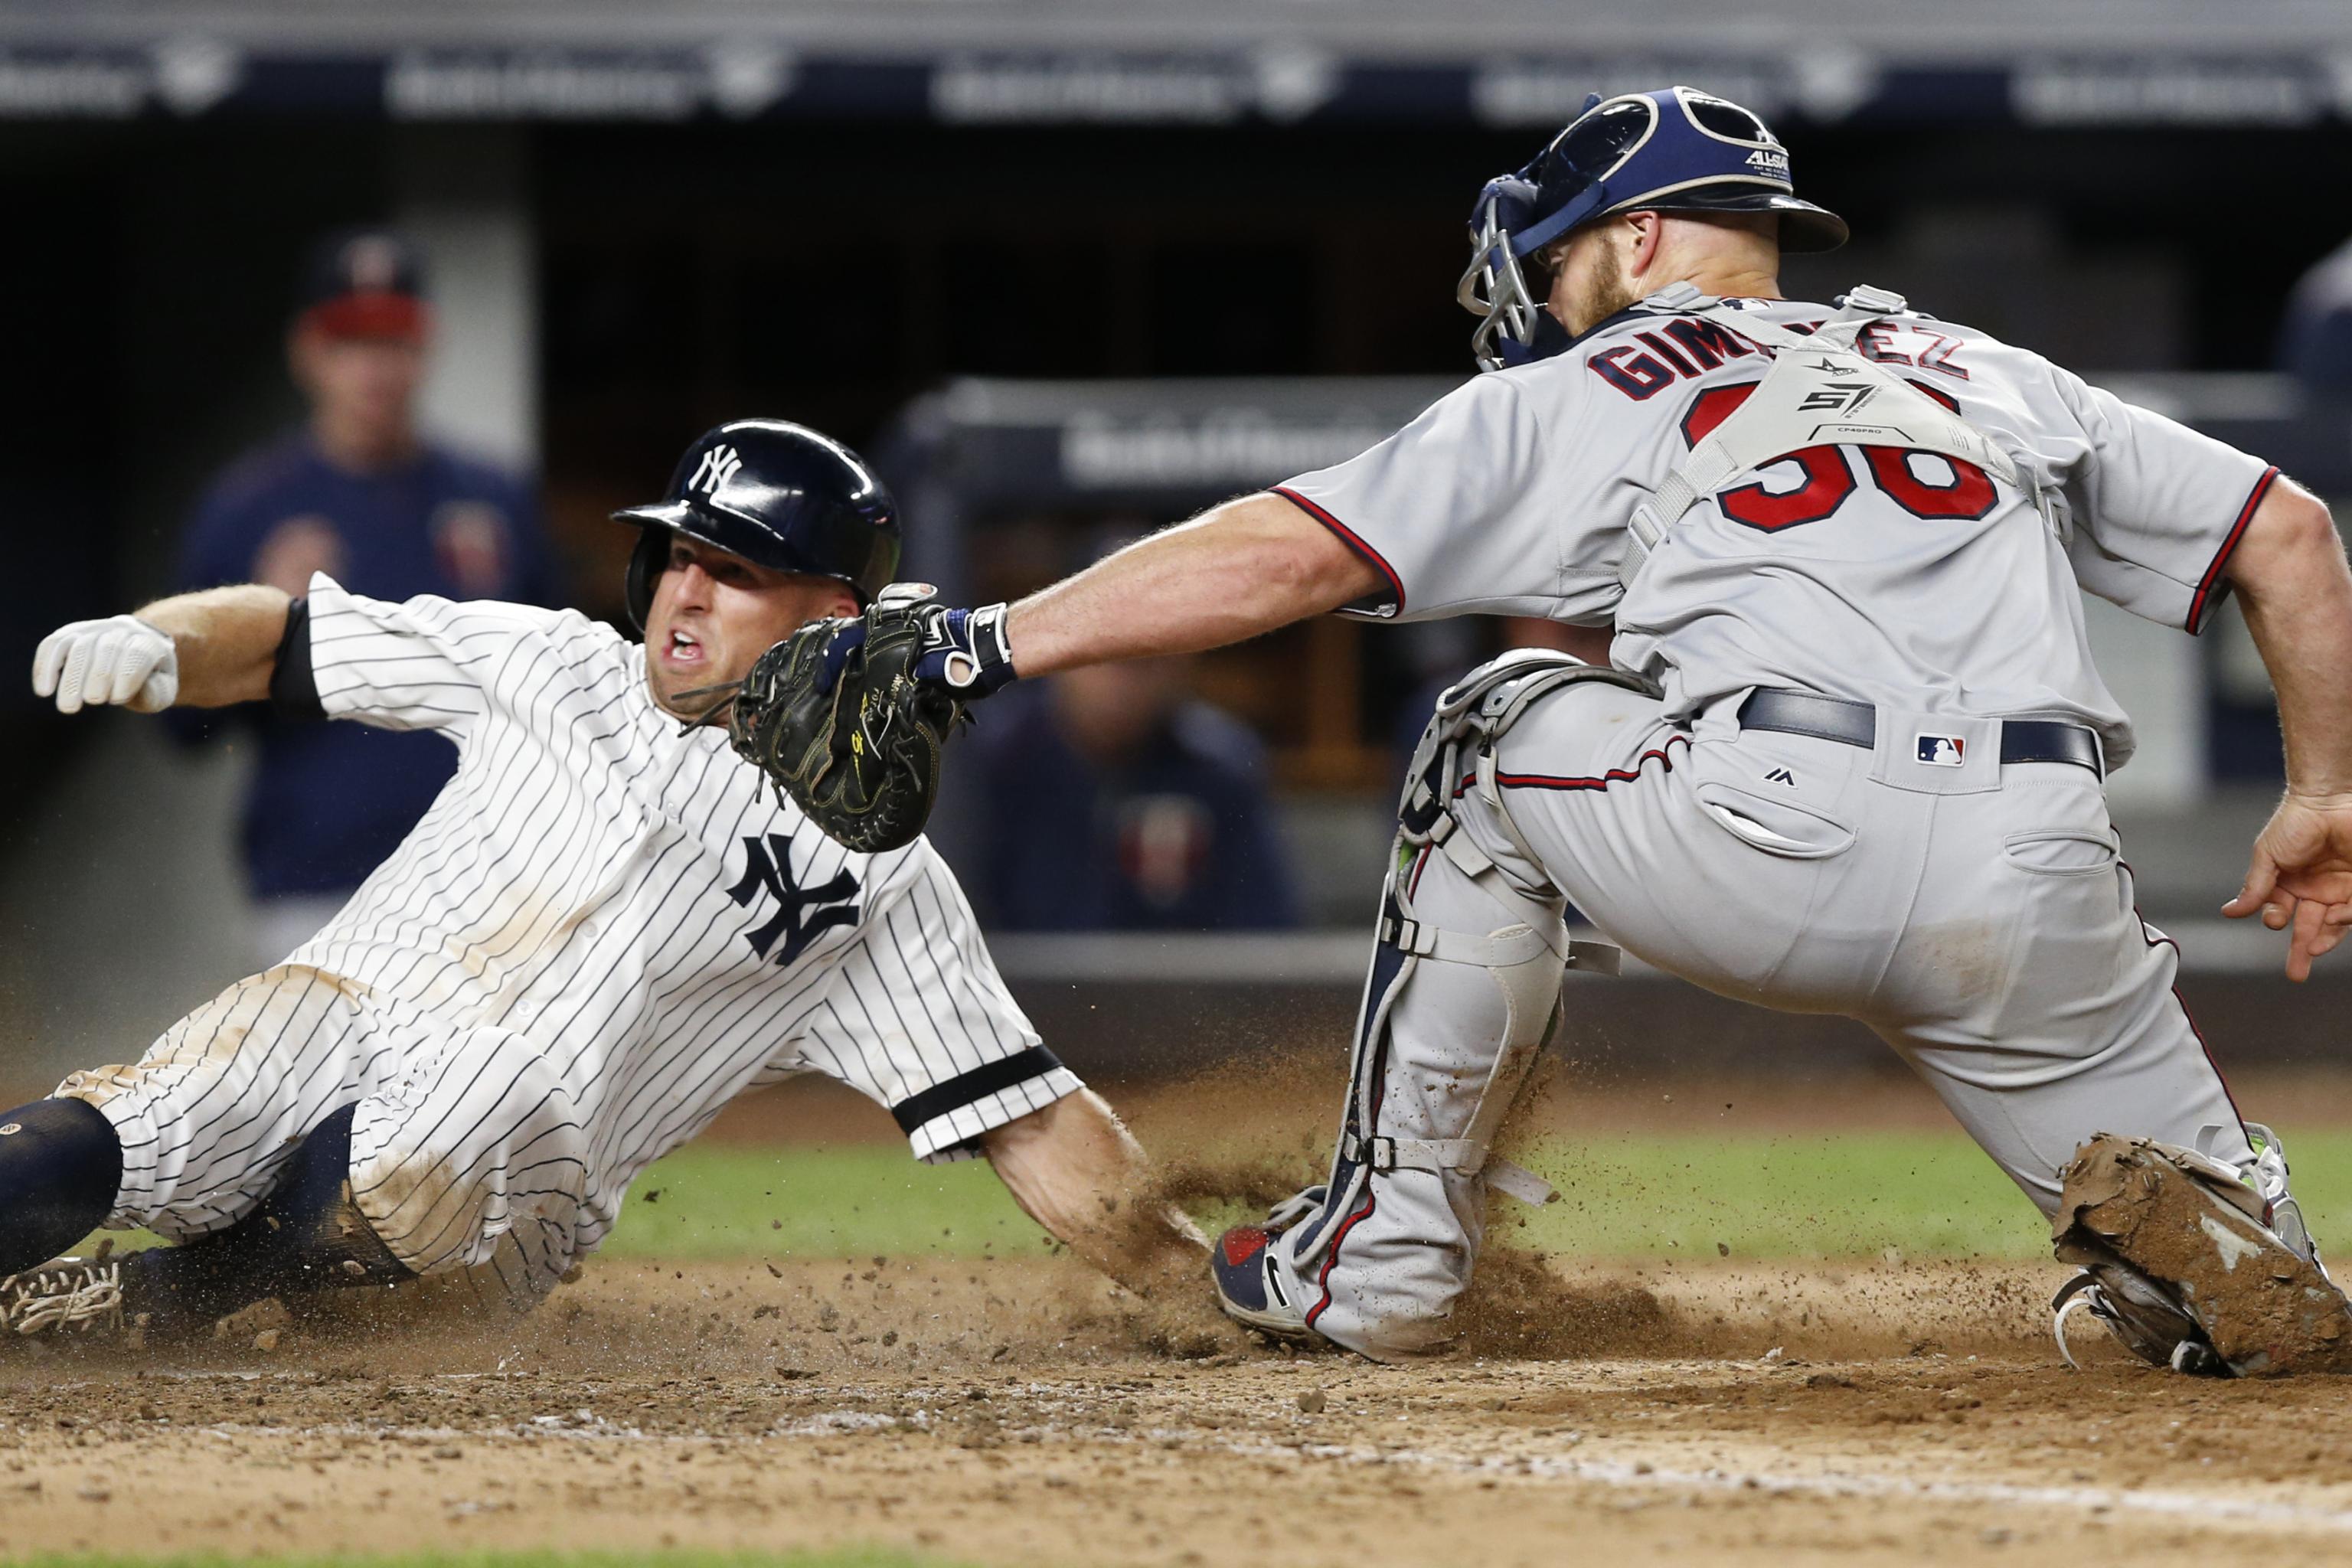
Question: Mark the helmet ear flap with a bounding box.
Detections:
[625,527,669,632]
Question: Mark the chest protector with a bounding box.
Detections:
[1615,283,2027,591]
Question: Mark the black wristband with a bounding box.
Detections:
[269,596,324,721]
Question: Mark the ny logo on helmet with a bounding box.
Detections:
[688,444,745,498]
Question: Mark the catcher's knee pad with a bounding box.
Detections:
[2053,1129,2352,1377]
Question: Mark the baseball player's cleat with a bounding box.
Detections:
[1212,1225,1309,1338]
[2050,1127,2352,1377]
[2050,1266,2229,1377]
[2050,1122,2318,1376]
[1210,1185,1329,1343]
[1,1256,129,1338]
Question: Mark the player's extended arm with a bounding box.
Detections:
[31,585,292,714]
[2218,477,2352,980]
[981,1089,1207,1302]
[1004,493,1384,676]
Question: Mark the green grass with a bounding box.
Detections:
[1518,1132,2064,1260]
[605,1133,2052,1263]
[600,1128,2352,1264]
[82,1129,2352,1266]
[601,1144,1056,1261]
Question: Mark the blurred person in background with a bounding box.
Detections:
[1390,616,1612,773]
[969,555,1298,929]
[2275,234,2352,398]
[175,228,556,962]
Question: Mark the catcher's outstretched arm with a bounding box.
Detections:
[1003,492,1381,677]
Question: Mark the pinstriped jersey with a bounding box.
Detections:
[1277,293,2277,769]
[286,574,1070,1162]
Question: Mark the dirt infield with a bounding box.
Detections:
[8,1250,2352,1566]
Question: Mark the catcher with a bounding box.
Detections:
[744,86,2352,1377]
[5,418,1202,1340]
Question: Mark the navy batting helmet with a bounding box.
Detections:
[1458,86,1848,371]
[612,419,901,631]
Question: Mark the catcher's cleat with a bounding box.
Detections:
[2,1256,134,1340]
[2239,1122,2321,1269]
[2050,1266,2228,1377]
[2050,1125,2352,1377]
[1210,1185,1328,1344]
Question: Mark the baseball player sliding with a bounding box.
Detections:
[3,420,1200,1340]
[768,87,2352,1375]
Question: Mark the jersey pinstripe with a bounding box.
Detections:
[60,575,1076,1295]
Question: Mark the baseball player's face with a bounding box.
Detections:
[1544,220,1642,338]
[643,535,858,718]
[291,326,426,452]
[1545,210,1783,335]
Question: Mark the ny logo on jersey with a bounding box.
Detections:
[688,443,744,498]
[726,834,860,966]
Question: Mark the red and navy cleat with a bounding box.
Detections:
[1212,1181,1337,1344]
[1211,1223,1315,1341]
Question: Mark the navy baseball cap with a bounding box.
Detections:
[296,227,431,340]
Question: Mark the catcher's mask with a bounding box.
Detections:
[1457,85,1848,371]
[612,418,901,632]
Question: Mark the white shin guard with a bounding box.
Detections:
[1276,841,1587,1357]
[1277,652,1631,1359]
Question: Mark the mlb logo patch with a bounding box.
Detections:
[1916,734,1966,767]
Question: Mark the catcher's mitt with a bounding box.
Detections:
[727,584,965,854]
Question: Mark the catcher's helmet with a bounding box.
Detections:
[1459,85,1848,371]
[612,419,900,630]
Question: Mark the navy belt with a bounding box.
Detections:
[1738,690,2103,778]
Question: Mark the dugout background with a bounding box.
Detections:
[3,2,2352,1087]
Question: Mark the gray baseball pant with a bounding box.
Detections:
[1274,678,2252,1360]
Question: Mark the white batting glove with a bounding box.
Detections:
[31,615,180,714]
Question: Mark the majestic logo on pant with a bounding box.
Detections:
[726,835,859,965]
[1916,734,1966,767]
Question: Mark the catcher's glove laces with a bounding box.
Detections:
[664,677,746,736]
[724,585,1016,853]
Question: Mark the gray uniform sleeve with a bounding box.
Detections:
[2050,368,2278,635]
[1273,371,1619,624]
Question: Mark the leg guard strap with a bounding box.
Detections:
[1378,914,1553,967]
[1377,908,1623,977]
[1338,1132,1556,1205]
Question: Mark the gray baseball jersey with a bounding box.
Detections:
[1253,292,2284,1359]
[61,577,1077,1298]
[1276,294,2276,770]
